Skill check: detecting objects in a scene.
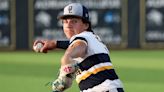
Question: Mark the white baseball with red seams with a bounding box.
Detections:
[33,43,43,52]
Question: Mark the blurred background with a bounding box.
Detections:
[1,0,164,50]
[0,0,164,92]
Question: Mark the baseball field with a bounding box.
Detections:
[0,50,164,92]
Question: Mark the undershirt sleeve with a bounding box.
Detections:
[56,40,70,49]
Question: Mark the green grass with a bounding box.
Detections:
[0,50,164,92]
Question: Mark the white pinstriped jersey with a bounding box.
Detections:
[70,31,109,59]
[70,31,123,92]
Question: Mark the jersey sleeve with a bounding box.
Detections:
[70,37,88,45]
[70,35,88,45]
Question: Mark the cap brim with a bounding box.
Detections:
[58,15,82,20]
[58,15,90,23]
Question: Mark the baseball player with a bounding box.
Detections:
[33,3,124,92]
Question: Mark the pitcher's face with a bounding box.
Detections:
[62,18,88,39]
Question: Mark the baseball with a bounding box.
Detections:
[33,42,43,52]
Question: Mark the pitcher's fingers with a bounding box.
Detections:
[33,40,44,46]
[40,43,48,53]
[33,40,40,46]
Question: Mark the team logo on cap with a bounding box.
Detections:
[68,6,72,13]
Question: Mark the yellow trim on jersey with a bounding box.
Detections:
[76,66,113,83]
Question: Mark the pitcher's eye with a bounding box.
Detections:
[71,19,78,24]
[62,18,79,24]
[62,19,67,23]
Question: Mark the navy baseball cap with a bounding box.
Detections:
[58,3,90,23]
